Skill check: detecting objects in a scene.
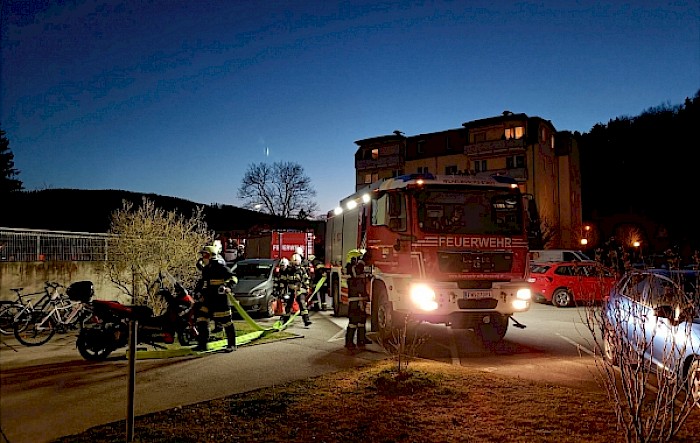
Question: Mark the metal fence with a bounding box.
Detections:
[0,227,112,262]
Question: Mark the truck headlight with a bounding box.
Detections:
[410,283,438,311]
[516,288,531,300]
[512,288,531,311]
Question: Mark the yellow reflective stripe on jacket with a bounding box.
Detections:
[209,279,226,285]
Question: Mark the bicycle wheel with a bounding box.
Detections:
[0,301,22,335]
[14,311,57,346]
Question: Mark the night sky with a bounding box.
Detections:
[2,0,698,213]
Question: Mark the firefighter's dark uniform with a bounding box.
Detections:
[194,258,238,352]
[313,262,330,310]
[345,257,368,350]
[274,262,313,326]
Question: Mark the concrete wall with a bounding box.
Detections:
[0,261,123,302]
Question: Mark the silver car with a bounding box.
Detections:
[604,270,700,405]
[230,258,279,318]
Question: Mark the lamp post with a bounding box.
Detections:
[580,224,591,250]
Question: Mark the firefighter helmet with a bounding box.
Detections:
[295,246,304,256]
[279,258,290,268]
[200,245,218,256]
[291,253,302,266]
[346,248,364,264]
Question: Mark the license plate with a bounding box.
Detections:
[463,290,491,299]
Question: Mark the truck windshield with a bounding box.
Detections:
[416,188,524,235]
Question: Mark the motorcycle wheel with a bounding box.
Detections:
[77,328,115,361]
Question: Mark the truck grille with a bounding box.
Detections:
[437,251,513,273]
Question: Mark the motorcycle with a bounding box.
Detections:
[69,279,199,361]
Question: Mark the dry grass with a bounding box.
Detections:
[52,359,700,443]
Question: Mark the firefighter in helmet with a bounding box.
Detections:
[274,254,313,326]
[345,249,369,350]
[193,245,238,352]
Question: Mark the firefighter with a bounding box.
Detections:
[345,252,368,350]
[312,259,330,311]
[193,245,239,352]
[275,255,313,326]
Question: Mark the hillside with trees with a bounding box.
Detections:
[578,89,700,254]
[0,188,323,236]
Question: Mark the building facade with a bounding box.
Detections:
[353,112,582,249]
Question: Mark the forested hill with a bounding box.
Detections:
[2,189,323,235]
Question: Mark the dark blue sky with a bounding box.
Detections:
[2,1,698,214]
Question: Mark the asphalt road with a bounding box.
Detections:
[0,303,602,443]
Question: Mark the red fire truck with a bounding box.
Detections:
[244,230,314,260]
[325,173,535,344]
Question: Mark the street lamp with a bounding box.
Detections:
[581,224,591,247]
[633,241,642,267]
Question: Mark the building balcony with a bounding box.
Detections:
[489,167,528,181]
[356,155,403,170]
[465,138,526,157]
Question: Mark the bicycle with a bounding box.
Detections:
[13,291,91,346]
[0,282,66,335]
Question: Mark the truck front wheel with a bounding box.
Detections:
[477,314,509,347]
[374,290,397,341]
[331,277,347,317]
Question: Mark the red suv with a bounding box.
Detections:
[528,261,618,307]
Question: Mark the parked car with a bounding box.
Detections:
[603,270,700,405]
[528,261,617,307]
[645,268,699,301]
[529,249,592,263]
[230,258,279,318]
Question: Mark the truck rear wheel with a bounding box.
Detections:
[477,314,509,347]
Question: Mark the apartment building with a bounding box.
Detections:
[353,112,583,249]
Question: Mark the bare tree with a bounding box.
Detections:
[106,198,212,310]
[238,161,318,218]
[539,217,559,249]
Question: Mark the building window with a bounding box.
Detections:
[445,165,458,175]
[473,160,487,172]
[505,126,524,140]
[417,141,425,154]
[371,148,379,160]
[541,127,547,142]
[506,155,525,169]
[473,132,486,143]
[445,137,452,151]
[417,166,429,174]
[392,169,403,177]
[364,173,379,184]
[550,134,555,150]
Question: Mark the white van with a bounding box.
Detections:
[529,249,592,263]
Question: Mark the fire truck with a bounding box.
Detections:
[244,230,314,260]
[325,173,536,344]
